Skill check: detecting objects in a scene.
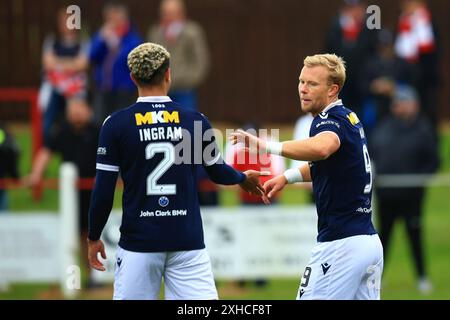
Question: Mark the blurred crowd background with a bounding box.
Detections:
[0,0,449,299]
[0,0,449,124]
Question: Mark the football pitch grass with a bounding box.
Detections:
[1,124,449,300]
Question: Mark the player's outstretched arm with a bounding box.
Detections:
[203,160,265,196]
[200,115,263,196]
[87,239,107,271]
[282,133,340,161]
[239,170,267,197]
[229,129,340,161]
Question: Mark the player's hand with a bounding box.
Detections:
[239,170,267,196]
[262,175,288,205]
[229,129,267,154]
[87,239,107,272]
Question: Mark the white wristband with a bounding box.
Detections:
[266,141,283,155]
[283,168,303,184]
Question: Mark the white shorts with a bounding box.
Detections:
[113,247,218,300]
[296,234,383,300]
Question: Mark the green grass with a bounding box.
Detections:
[379,185,450,300]
[1,125,449,299]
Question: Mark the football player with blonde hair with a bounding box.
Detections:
[231,53,383,300]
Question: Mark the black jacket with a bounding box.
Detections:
[370,115,439,199]
[0,125,20,179]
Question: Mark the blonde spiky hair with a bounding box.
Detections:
[303,54,346,91]
[127,42,170,83]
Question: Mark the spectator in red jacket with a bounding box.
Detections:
[228,123,285,206]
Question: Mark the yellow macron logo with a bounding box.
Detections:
[135,111,180,125]
[347,112,360,126]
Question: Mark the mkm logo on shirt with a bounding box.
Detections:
[135,111,180,126]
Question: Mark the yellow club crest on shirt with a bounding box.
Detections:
[347,112,360,126]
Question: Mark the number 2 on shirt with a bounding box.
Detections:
[145,142,176,195]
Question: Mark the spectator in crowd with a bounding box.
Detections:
[394,0,441,133]
[39,7,89,142]
[89,0,142,123]
[325,0,378,117]
[361,29,418,137]
[26,98,100,288]
[371,85,439,294]
[227,122,285,289]
[147,0,210,111]
[230,123,285,206]
[0,125,20,211]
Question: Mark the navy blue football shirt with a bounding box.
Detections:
[88,96,245,252]
[309,99,377,242]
